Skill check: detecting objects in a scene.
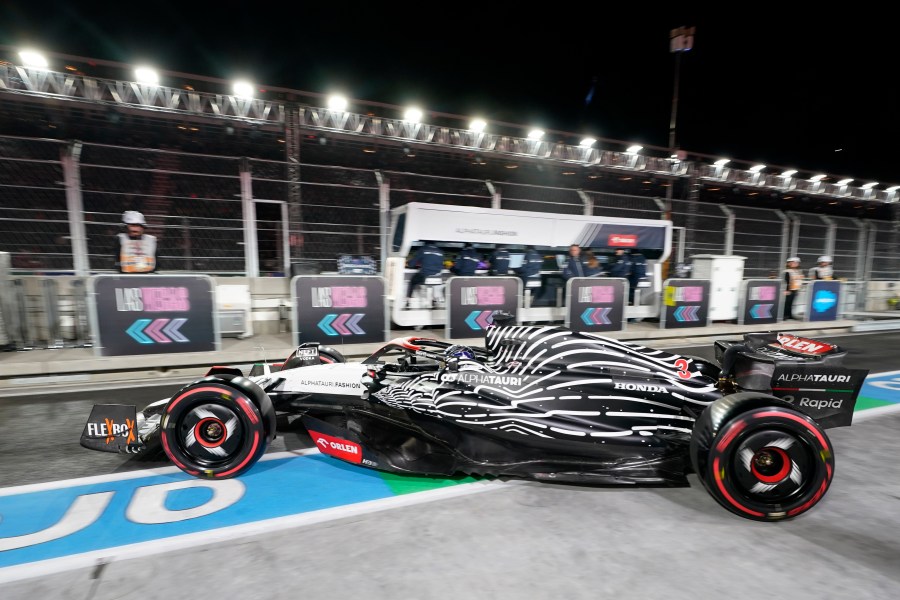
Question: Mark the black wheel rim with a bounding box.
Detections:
[730,428,813,504]
[175,402,245,466]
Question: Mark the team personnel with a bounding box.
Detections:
[406,240,444,306]
[488,245,511,275]
[627,249,647,304]
[607,248,632,279]
[115,210,158,273]
[808,255,834,280]
[451,243,480,276]
[562,244,585,280]
[783,257,804,320]
[516,245,544,284]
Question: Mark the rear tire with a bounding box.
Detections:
[693,404,834,521]
[160,380,268,479]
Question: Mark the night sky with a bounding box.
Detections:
[2,3,898,187]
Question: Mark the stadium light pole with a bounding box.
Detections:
[665,26,694,280]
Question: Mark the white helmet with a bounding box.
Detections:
[122,210,146,226]
[817,255,832,263]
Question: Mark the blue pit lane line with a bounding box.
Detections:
[1,372,899,583]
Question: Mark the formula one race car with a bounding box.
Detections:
[81,321,867,522]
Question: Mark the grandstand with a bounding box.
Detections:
[1,48,898,280]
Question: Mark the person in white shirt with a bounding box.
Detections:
[115,211,157,274]
[808,256,834,280]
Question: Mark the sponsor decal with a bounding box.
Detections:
[311,286,367,309]
[613,382,667,393]
[578,286,615,304]
[812,290,838,313]
[307,431,363,464]
[775,373,852,384]
[85,418,136,445]
[460,286,505,306]
[455,228,517,237]
[749,285,778,302]
[441,372,523,386]
[115,287,190,312]
[608,234,637,247]
[297,379,363,390]
[772,334,836,355]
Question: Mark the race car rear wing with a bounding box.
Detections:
[715,332,868,428]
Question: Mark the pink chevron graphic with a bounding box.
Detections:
[333,313,352,335]
[591,308,612,325]
[145,318,171,343]
[475,311,493,328]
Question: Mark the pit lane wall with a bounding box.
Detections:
[0,273,890,354]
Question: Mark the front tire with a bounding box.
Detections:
[160,380,268,479]
[694,405,834,521]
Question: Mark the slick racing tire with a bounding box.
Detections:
[160,380,269,479]
[694,405,834,522]
[318,345,346,364]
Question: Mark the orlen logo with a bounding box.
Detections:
[608,234,637,247]
[309,430,363,464]
[775,334,836,355]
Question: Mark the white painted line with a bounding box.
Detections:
[0,475,506,585]
[0,449,320,497]
[853,403,900,422]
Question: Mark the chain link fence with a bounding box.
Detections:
[0,136,71,271]
[2,134,899,281]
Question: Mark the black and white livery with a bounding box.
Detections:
[82,322,866,522]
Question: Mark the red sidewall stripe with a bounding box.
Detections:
[713,456,765,517]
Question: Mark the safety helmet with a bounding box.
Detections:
[122,210,146,226]
[817,255,832,263]
[787,257,800,263]
[446,345,476,360]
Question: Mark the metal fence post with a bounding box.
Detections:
[61,141,89,276]
[577,190,593,217]
[41,277,63,349]
[375,170,389,273]
[240,158,259,278]
[720,205,735,255]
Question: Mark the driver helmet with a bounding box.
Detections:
[123,210,146,226]
[446,345,475,360]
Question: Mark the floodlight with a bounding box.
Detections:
[862,182,878,189]
[714,159,730,167]
[626,145,642,154]
[527,129,544,141]
[469,119,486,133]
[750,164,766,173]
[580,137,596,147]
[19,49,48,69]
[233,81,254,98]
[781,170,797,177]
[134,67,159,85]
[809,174,827,183]
[327,95,348,111]
[404,107,423,123]
[837,178,853,186]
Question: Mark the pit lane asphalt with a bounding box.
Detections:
[1,331,899,599]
